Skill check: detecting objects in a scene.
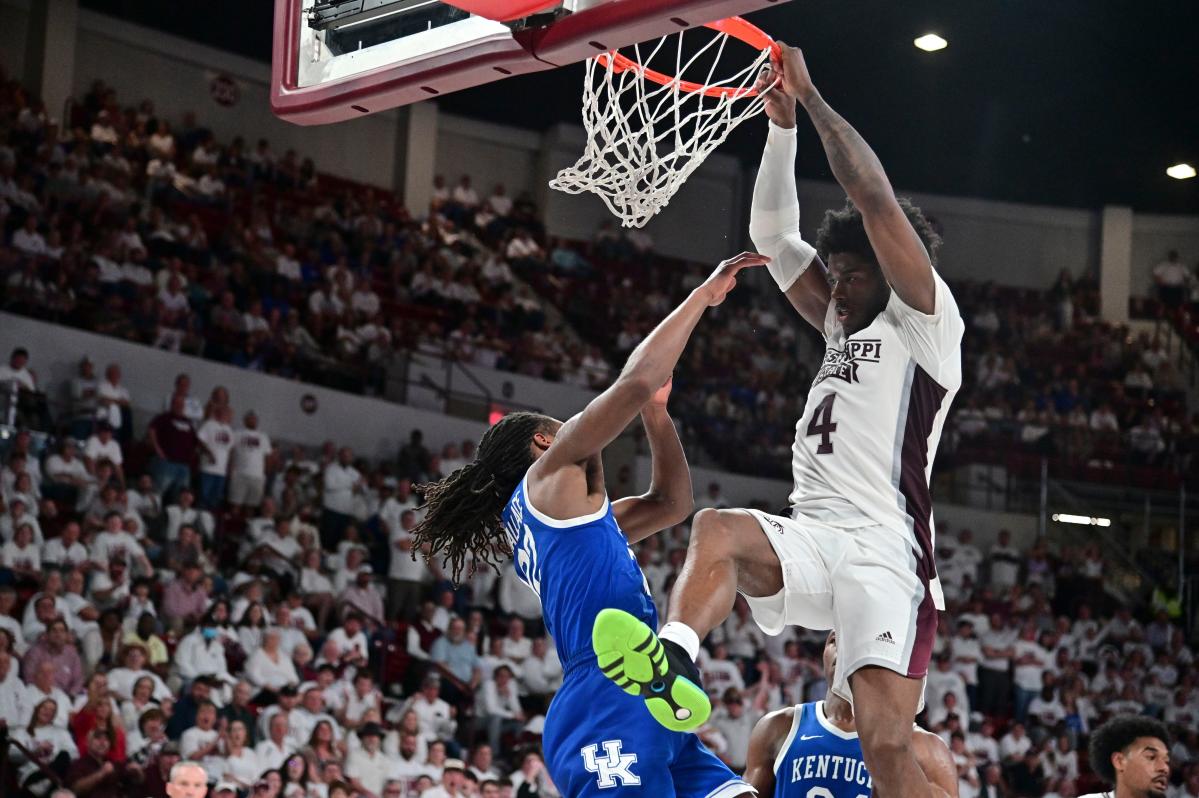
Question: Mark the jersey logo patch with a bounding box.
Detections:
[875,631,894,644]
[800,734,823,740]
[813,340,883,386]
[581,740,640,788]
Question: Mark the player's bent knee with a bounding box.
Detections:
[689,508,734,546]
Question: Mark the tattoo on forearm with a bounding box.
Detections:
[806,95,888,199]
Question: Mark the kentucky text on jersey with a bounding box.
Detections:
[785,754,872,790]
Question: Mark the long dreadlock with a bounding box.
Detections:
[411,412,556,582]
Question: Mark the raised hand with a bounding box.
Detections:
[698,252,771,307]
[772,42,818,104]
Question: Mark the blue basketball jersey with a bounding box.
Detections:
[501,476,656,671]
[773,702,873,798]
[502,476,749,798]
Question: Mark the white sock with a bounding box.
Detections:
[658,622,700,662]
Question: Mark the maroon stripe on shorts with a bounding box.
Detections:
[898,364,949,677]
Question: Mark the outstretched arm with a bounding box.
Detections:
[774,44,937,314]
[612,379,693,543]
[532,252,768,478]
[749,67,830,331]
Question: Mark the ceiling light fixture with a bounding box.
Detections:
[914,33,947,52]
[1167,163,1196,180]
[1051,513,1111,527]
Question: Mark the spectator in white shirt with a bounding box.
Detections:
[44,440,96,513]
[499,618,532,664]
[229,412,271,511]
[474,665,524,753]
[452,176,479,209]
[0,346,37,392]
[246,628,300,696]
[84,421,125,487]
[12,215,47,256]
[197,405,235,509]
[1154,250,1190,305]
[520,637,562,701]
[986,528,1022,589]
[321,447,362,547]
[97,363,132,434]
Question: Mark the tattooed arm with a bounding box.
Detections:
[773,44,937,314]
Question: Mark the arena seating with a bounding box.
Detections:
[1,68,1197,798]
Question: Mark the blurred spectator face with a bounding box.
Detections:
[171,395,186,416]
[508,618,524,640]
[270,713,289,742]
[400,733,419,759]
[196,704,217,730]
[339,447,354,466]
[87,728,112,759]
[447,618,466,642]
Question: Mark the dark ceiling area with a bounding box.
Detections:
[82,0,1199,214]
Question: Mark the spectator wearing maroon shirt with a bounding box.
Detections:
[68,728,128,798]
[148,395,199,500]
[137,742,183,798]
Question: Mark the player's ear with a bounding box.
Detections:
[532,431,554,451]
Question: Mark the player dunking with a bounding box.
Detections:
[743,632,958,798]
[410,252,768,797]
[593,44,965,798]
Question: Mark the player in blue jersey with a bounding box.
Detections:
[743,632,958,798]
[410,251,768,797]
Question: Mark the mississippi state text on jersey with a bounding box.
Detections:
[790,271,964,607]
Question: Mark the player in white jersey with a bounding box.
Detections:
[1079,715,1170,798]
[594,43,964,798]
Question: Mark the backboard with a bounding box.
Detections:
[271,0,789,125]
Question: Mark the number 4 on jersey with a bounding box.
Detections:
[806,394,837,455]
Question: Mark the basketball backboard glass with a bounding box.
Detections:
[271,0,788,125]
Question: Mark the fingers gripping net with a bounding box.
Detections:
[549,28,774,228]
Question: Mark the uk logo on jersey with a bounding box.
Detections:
[813,340,883,386]
[580,740,640,788]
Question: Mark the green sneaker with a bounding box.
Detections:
[591,608,710,732]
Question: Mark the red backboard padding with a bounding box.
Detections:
[441,0,560,22]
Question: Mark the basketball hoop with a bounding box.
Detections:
[550,17,779,228]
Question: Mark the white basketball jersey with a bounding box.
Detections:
[789,272,964,609]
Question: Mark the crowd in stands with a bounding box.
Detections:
[2,62,1199,798]
[0,344,1197,798]
[2,68,1197,486]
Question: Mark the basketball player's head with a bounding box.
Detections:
[411,411,560,581]
[816,197,942,336]
[1087,715,1170,798]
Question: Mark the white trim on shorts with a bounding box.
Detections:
[704,778,756,798]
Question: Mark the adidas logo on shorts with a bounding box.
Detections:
[875,631,894,644]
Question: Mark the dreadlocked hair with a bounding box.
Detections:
[815,197,942,266]
[411,412,556,583]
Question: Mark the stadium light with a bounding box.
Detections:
[1167,163,1196,180]
[914,33,948,52]
[1051,513,1111,528]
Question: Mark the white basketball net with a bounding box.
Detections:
[549,28,774,228]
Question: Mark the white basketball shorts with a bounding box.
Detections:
[736,509,937,711]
